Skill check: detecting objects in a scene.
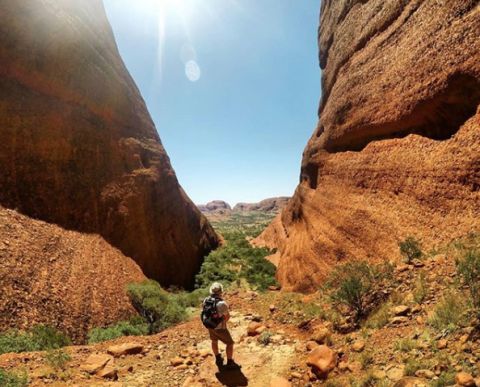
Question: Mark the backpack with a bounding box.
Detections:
[201,296,223,329]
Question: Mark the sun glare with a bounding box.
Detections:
[135,0,202,83]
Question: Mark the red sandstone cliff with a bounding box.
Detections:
[0,0,218,288]
[256,0,480,292]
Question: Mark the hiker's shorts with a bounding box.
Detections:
[208,328,234,345]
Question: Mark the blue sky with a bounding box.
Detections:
[103,0,320,205]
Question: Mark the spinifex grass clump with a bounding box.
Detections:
[429,291,469,332]
[456,249,480,316]
[0,325,70,355]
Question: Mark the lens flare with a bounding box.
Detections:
[185,60,201,82]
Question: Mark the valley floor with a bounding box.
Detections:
[2,246,480,387]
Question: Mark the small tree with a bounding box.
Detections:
[328,261,378,322]
[399,237,422,263]
[456,249,480,314]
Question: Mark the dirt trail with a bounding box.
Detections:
[0,291,304,387]
[121,308,298,387]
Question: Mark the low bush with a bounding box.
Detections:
[171,288,209,308]
[0,369,28,387]
[127,280,187,334]
[44,349,71,371]
[88,317,149,344]
[327,261,389,322]
[399,237,422,263]
[456,249,480,314]
[0,325,70,355]
[429,291,468,331]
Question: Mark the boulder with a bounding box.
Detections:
[437,339,448,350]
[170,357,184,367]
[247,322,265,336]
[455,372,475,387]
[81,353,114,375]
[392,305,411,316]
[107,343,144,357]
[312,327,331,344]
[351,340,365,352]
[306,345,337,378]
[97,364,118,380]
[393,377,428,387]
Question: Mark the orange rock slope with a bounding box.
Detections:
[256,1,480,292]
[0,206,146,343]
[0,0,218,288]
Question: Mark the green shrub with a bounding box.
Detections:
[195,228,277,291]
[399,237,422,263]
[257,331,273,346]
[328,261,385,322]
[171,288,209,308]
[127,280,187,333]
[429,292,468,331]
[0,325,70,355]
[0,369,28,387]
[88,317,149,344]
[44,349,71,371]
[28,325,70,350]
[456,249,480,313]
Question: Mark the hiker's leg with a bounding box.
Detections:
[211,339,219,356]
[226,343,233,360]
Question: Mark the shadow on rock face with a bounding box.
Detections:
[215,368,249,386]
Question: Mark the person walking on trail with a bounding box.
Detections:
[201,282,240,370]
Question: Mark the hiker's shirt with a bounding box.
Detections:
[215,299,229,329]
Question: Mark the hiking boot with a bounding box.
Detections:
[225,359,241,370]
[215,354,224,368]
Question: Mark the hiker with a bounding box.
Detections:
[201,282,240,370]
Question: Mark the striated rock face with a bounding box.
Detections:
[0,0,218,288]
[233,197,290,213]
[256,1,480,291]
[0,206,146,343]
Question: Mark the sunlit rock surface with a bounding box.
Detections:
[0,0,219,288]
[256,0,480,292]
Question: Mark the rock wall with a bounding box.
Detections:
[0,0,218,288]
[233,197,290,213]
[256,0,480,292]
